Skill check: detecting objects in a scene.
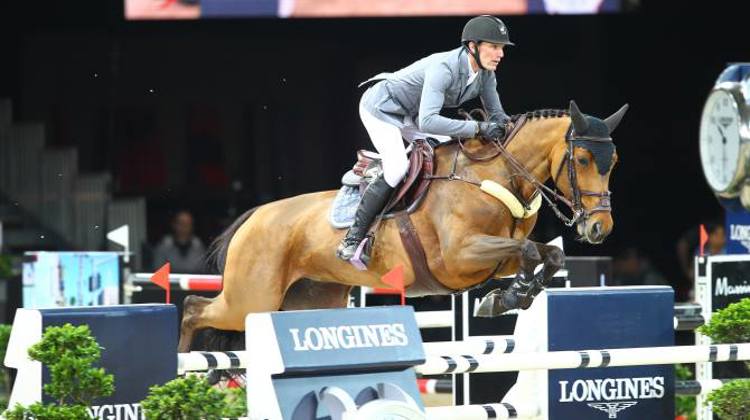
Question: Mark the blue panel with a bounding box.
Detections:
[40,305,177,408]
[546,288,674,420]
[272,306,425,374]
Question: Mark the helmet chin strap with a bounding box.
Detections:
[465,42,486,71]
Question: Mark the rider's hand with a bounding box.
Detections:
[476,121,506,140]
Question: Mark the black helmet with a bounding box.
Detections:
[461,15,514,46]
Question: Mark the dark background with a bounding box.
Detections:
[0,1,743,294]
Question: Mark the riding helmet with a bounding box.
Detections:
[461,15,515,46]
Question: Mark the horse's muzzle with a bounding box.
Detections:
[577,216,612,244]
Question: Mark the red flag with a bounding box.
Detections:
[382,265,405,305]
[699,225,708,257]
[151,263,171,304]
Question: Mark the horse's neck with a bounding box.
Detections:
[498,118,569,199]
[432,118,568,198]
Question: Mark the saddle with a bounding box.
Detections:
[335,138,452,294]
[341,138,436,215]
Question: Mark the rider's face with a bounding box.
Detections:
[473,42,505,71]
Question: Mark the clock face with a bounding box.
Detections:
[700,89,742,192]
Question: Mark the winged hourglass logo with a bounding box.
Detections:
[587,401,638,419]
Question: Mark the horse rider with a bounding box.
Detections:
[337,15,514,262]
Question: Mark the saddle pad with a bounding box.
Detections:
[329,185,362,229]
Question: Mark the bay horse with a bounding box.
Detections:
[178,100,627,352]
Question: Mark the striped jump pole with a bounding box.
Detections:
[674,302,705,331]
[424,336,516,355]
[130,272,223,292]
[676,379,729,396]
[179,343,750,376]
[178,351,248,374]
[425,402,539,420]
[416,378,453,394]
[413,311,453,329]
[176,336,515,374]
[415,343,750,375]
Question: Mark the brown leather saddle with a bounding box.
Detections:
[348,138,436,216]
[343,139,454,294]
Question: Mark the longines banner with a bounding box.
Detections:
[546,288,674,419]
[725,209,750,254]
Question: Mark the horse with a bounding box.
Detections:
[178,100,627,352]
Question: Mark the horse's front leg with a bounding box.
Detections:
[526,242,565,299]
[474,240,565,316]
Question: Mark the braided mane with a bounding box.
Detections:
[510,109,568,123]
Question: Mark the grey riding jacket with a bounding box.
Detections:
[360,46,509,138]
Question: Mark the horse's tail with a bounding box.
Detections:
[205,206,259,274]
[195,328,246,352]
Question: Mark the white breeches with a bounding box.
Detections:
[358,101,450,187]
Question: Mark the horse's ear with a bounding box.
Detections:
[604,103,629,134]
[569,100,588,134]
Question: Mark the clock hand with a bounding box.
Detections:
[717,125,727,144]
[722,140,727,182]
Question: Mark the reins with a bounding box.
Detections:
[424,110,612,226]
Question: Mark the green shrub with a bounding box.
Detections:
[706,379,750,420]
[141,375,245,420]
[0,255,13,279]
[699,299,750,419]
[2,323,114,419]
[4,402,91,420]
[0,324,12,409]
[698,298,750,343]
[220,386,247,418]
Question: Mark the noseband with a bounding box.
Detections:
[426,113,613,227]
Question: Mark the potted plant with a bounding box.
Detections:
[141,375,246,419]
[697,297,750,419]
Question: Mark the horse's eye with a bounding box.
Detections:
[577,157,589,166]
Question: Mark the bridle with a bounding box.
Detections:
[425,112,613,227]
[553,125,613,225]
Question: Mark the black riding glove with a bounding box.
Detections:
[476,121,506,141]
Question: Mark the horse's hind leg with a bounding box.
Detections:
[178,285,286,352]
[179,294,213,352]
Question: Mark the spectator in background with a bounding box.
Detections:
[701,221,727,256]
[675,226,699,301]
[612,247,667,287]
[152,210,207,273]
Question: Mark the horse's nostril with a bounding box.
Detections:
[592,222,602,237]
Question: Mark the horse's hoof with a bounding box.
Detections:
[475,293,510,317]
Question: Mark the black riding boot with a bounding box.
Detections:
[336,174,394,261]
